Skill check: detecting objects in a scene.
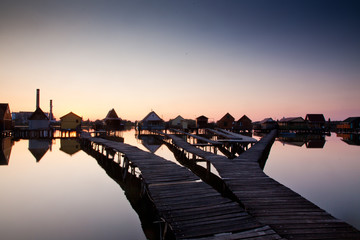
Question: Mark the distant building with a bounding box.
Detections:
[28,108,49,130]
[104,109,123,130]
[234,115,252,132]
[254,118,278,130]
[169,115,185,128]
[12,112,33,126]
[337,117,360,132]
[305,114,325,130]
[196,115,208,128]
[278,117,305,130]
[60,112,82,130]
[0,103,12,133]
[217,113,235,130]
[139,111,165,130]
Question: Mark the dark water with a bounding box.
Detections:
[1,130,359,239]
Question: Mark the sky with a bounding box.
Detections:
[1,0,359,122]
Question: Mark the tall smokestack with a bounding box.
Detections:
[50,100,53,121]
[36,89,40,109]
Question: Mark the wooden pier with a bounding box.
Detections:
[80,133,283,239]
[158,130,360,239]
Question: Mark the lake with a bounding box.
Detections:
[0,130,359,239]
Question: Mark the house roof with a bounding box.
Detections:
[141,111,163,122]
[238,115,251,122]
[196,115,208,120]
[28,108,49,121]
[0,103,10,120]
[279,117,304,122]
[259,118,275,124]
[305,114,325,122]
[218,113,234,122]
[343,117,360,123]
[60,112,82,120]
[105,108,121,120]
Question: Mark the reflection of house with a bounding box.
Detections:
[306,139,326,148]
[28,139,51,162]
[139,111,165,130]
[60,139,80,156]
[0,137,13,165]
[60,112,82,130]
[338,133,360,146]
[104,109,123,130]
[234,115,252,132]
[305,114,325,130]
[278,117,305,130]
[0,104,12,134]
[138,135,163,153]
[196,115,208,128]
[28,108,49,130]
[217,113,235,130]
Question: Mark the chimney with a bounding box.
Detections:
[36,89,40,109]
[50,100,53,121]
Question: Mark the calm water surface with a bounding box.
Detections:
[1,130,359,240]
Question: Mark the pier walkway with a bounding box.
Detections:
[80,133,282,239]
[206,129,257,143]
[158,130,360,239]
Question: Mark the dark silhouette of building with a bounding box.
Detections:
[217,113,235,130]
[196,115,208,128]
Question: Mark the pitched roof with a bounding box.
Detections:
[343,117,360,123]
[306,114,325,122]
[259,118,275,124]
[0,104,10,120]
[196,115,208,120]
[28,108,49,120]
[141,111,163,122]
[105,108,121,120]
[219,113,234,122]
[60,112,82,120]
[238,115,251,122]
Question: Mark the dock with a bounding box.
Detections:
[206,128,257,143]
[158,130,360,239]
[80,133,283,239]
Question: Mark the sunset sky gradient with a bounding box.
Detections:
[1,0,359,121]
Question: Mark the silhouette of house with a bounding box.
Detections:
[0,103,12,133]
[338,117,360,132]
[60,112,82,130]
[28,108,49,130]
[255,118,278,130]
[305,114,325,130]
[278,117,305,130]
[104,109,123,130]
[169,115,185,128]
[234,115,252,132]
[196,115,208,128]
[139,111,165,130]
[217,113,235,130]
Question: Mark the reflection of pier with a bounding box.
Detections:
[155,130,360,239]
[0,137,13,165]
[80,133,281,239]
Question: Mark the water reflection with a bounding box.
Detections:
[60,139,80,156]
[137,134,163,153]
[0,137,13,165]
[278,133,326,148]
[28,139,51,162]
[338,133,360,146]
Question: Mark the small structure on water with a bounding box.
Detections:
[253,118,278,131]
[139,111,165,130]
[60,112,82,130]
[28,89,50,130]
[278,117,305,130]
[0,103,12,135]
[234,115,252,132]
[305,114,326,131]
[196,115,208,129]
[217,113,235,130]
[169,115,196,130]
[104,108,123,130]
[337,117,360,133]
